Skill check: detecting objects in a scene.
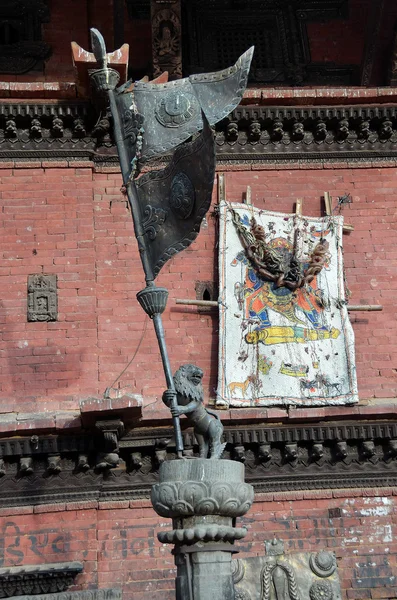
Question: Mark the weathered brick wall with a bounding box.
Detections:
[0,162,396,410]
[0,491,395,600]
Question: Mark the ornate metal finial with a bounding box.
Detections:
[89,28,120,100]
[90,28,108,69]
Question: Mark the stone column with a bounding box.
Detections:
[151,459,254,600]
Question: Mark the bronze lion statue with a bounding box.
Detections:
[163,364,225,459]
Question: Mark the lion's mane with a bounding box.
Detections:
[173,364,204,403]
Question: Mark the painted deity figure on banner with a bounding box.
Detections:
[217,205,358,407]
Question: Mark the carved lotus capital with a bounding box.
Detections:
[151,459,254,518]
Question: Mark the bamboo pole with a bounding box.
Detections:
[175,299,383,311]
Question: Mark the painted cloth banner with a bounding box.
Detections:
[217,202,358,407]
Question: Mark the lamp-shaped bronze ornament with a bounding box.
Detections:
[88,28,253,457]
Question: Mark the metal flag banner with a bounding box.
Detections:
[135,115,215,278]
[217,202,358,408]
[114,47,253,174]
[88,29,253,455]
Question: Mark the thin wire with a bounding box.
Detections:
[105,314,149,393]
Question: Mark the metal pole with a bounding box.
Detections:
[153,314,184,456]
[84,35,184,454]
[108,89,155,284]
[106,88,184,457]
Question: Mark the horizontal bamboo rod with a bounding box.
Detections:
[176,299,218,307]
[175,299,383,311]
[346,305,382,311]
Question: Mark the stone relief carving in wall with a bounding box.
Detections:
[27,275,57,322]
[232,539,341,600]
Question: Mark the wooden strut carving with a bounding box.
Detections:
[231,209,330,291]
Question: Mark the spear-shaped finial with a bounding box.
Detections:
[90,28,108,70]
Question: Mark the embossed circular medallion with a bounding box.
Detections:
[155,91,197,127]
[309,580,333,600]
[310,551,336,578]
[170,172,195,219]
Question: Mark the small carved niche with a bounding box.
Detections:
[195,280,217,302]
[27,274,57,322]
[195,280,218,313]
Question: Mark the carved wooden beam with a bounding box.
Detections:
[361,0,385,85]
[389,21,397,86]
[150,0,182,80]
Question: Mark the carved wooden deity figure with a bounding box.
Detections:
[163,365,225,459]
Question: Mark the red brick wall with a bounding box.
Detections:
[0,162,395,410]
[0,490,395,599]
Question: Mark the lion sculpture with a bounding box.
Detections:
[163,364,225,459]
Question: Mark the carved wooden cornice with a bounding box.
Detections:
[215,104,397,163]
[0,562,83,598]
[0,420,395,507]
[11,591,122,600]
[1,101,397,164]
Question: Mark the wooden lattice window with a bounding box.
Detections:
[0,0,51,74]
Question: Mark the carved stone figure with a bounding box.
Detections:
[314,119,327,142]
[311,442,324,461]
[20,457,33,475]
[234,445,246,462]
[47,455,62,474]
[130,452,143,469]
[163,364,225,459]
[386,438,397,459]
[336,118,349,141]
[30,118,42,138]
[152,6,182,79]
[232,540,341,600]
[92,114,111,137]
[285,443,298,462]
[51,116,64,137]
[271,119,284,142]
[77,454,90,471]
[361,440,375,458]
[379,119,393,140]
[258,443,272,461]
[96,452,119,470]
[334,440,347,460]
[248,120,261,142]
[73,117,86,137]
[291,121,305,142]
[357,119,370,141]
[5,119,17,138]
[226,121,239,142]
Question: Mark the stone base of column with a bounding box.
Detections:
[151,459,254,600]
